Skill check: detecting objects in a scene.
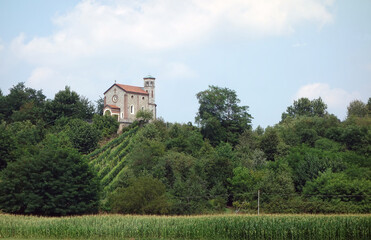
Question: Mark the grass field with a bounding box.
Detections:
[0,214,370,239]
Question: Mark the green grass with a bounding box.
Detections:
[0,214,370,239]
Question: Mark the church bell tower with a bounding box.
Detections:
[143,75,156,118]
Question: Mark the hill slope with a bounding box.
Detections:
[87,126,138,197]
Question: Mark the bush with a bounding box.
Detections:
[0,134,100,216]
[92,114,119,137]
[108,176,170,214]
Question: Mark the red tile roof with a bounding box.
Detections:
[117,84,148,95]
[104,83,149,95]
[106,104,120,109]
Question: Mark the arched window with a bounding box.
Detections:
[121,112,124,119]
[130,105,134,114]
[104,110,111,116]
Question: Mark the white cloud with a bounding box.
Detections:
[11,0,334,59]
[26,67,67,97]
[295,83,361,119]
[8,0,334,100]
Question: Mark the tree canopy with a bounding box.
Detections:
[281,97,327,121]
[0,82,370,215]
[195,85,252,146]
[0,134,100,216]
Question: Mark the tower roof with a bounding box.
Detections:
[144,75,155,79]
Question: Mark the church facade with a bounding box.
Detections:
[103,75,156,126]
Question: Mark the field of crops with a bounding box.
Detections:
[0,214,370,240]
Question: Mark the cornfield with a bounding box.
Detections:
[0,214,369,239]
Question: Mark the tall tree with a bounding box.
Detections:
[195,86,252,146]
[44,86,94,123]
[281,97,327,121]
[0,82,46,123]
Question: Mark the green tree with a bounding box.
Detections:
[0,122,16,170]
[281,97,327,121]
[347,100,367,118]
[108,176,170,214]
[169,172,208,214]
[95,96,104,115]
[303,170,371,213]
[285,146,345,191]
[205,142,236,189]
[0,134,100,216]
[136,109,153,126]
[0,82,46,123]
[66,119,101,154]
[195,85,252,146]
[165,123,204,156]
[44,86,94,122]
[259,127,280,161]
[92,114,119,138]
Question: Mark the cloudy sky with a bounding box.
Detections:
[0,0,370,127]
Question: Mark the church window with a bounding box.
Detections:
[130,105,134,114]
[142,97,144,100]
[151,91,153,98]
[121,113,124,118]
[131,95,134,99]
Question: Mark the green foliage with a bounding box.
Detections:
[95,96,104,115]
[314,138,343,151]
[281,97,327,121]
[0,122,16,170]
[0,134,100,216]
[303,170,371,203]
[259,127,280,161]
[340,125,369,152]
[108,176,170,214]
[66,118,101,154]
[347,100,368,118]
[195,85,252,146]
[4,81,364,215]
[285,145,345,191]
[165,123,204,156]
[0,82,46,123]
[92,114,119,137]
[44,86,95,122]
[135,109,153,125]
[302,170,371,213]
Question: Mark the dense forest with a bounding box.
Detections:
[0,82,370,216]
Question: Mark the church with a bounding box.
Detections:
[103,75,156,127]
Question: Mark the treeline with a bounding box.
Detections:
[0,83,370,216]
[0,83,117,215]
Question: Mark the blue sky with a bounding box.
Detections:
[0,0,370,128]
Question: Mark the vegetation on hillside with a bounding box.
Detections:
[0,83,370,215]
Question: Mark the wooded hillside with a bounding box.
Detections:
[0,83,370,215]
